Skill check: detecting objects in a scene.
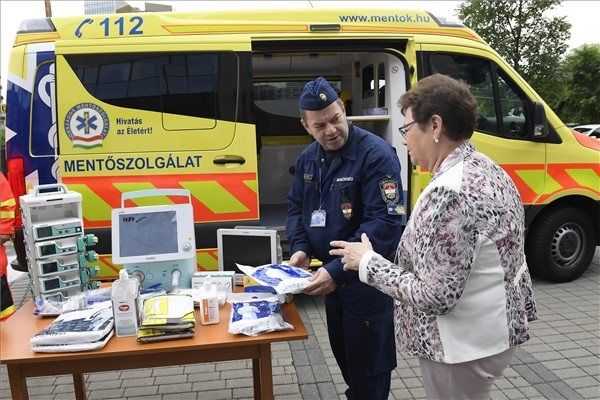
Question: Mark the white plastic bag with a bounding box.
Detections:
[227,293,293,336]
[236,263,312,294]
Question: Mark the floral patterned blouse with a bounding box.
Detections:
[358,142,537,364]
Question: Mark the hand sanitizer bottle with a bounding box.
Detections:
[199,276,220,325]
[111,269,139,336]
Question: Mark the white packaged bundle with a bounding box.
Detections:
[236,263,312,294]
[30,302,114,352]
[227,293,293,336]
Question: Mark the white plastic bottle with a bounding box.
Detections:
[199,277,220,325]
[111,269,139,337]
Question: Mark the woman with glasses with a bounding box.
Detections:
[330,74,537,400]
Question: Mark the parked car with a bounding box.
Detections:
[573,124,600,139]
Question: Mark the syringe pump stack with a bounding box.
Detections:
[20,184,99,314]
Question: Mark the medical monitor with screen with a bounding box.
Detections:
[217,228,280,275]
[111,204,195,265]
[110,189,196,290]
[119,211,178,257]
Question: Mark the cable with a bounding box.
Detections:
[16,273,34,309]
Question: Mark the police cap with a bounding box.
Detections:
[299,76,338,111]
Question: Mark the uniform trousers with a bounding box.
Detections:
[419,347,515,400]
[325,288,394,400]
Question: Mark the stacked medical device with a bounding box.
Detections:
[20,184,99,313]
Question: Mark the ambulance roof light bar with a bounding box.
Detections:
[426,12,464,28]
[17,18,56,34]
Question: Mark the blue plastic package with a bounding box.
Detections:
[244,285,277,294]
[236,263,312,294]
[227,293,293,336]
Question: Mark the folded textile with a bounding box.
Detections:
[32,330,114,353]
[138,294,195,343]
[31,302,114,352]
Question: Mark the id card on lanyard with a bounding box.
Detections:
[310,209,326,227]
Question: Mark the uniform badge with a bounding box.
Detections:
[388,204,406,216]
[380,177,403,215]
[341,202,353,220]
[379,178,399,203]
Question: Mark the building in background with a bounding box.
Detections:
[84,0,171,14]
[144,2,172,12]
[84,0,128,14]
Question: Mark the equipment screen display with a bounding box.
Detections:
[44,278,60,291]
[119,211,178,257]
[222,235,272,273]
[40,244,55,256]
[42,261,59,274]
[36,226,53,239]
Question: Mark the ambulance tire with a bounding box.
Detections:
[527,207,596,283]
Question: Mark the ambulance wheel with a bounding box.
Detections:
[527,207,596,282]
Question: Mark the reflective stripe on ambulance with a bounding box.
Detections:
[62,173,258,228]
[502,163,600,204]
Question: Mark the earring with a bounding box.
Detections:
[434,137,439,143]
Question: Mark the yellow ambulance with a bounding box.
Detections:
[5,7,599,282]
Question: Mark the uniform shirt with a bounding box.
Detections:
[359,142,537,363]
[287,124,403,284]
[0,173,16,320]
[0,173,15,238]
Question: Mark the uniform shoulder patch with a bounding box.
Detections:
[379,177,404,215]
[379,177,399,203]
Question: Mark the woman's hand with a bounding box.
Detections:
[329,233,373,271]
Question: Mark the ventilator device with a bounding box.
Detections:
[111,189,196,291]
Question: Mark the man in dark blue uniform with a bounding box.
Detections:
[287,77,403,400]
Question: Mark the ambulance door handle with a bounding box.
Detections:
[213,155,246,165]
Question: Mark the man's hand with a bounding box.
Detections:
[329,233,373,272]
[303,267,336,296]
[289,250,310,268]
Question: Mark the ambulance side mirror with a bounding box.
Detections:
[532,102,549,138]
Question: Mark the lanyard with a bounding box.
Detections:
[318,158,325,210]
[315,146,341,210]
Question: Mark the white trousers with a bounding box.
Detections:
[419,347,515,400]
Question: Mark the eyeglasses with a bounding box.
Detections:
[398,120,417,138]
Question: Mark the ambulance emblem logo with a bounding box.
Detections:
[64,103,109,148]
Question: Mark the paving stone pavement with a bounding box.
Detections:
[1,249,598,400]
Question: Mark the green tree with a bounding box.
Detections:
[458,0,571,109]
[557,44,600,124]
